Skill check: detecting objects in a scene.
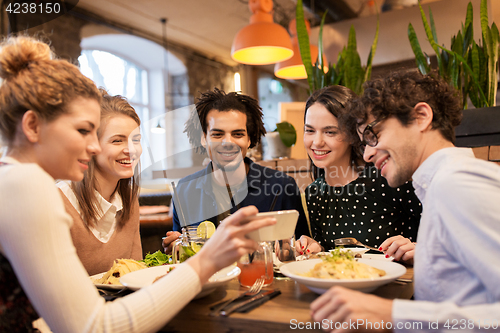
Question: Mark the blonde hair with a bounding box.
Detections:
[0,36,101,146]
[71,89,141,228]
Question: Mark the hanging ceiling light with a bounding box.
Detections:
[231,0,293,65]
[151,17,168,134]
[151,120,166,134]
[274,19,328,80]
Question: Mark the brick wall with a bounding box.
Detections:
[3,12,87,62]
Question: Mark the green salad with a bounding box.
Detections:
[140,250,172,267]
[327,247,355,261]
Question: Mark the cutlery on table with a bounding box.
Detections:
[209,277,265,316]
[334,237,384,252]
[220,289,281,316]
[97,288,132,301]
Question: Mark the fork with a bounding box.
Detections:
[97,288,126,296]
[209,277,265,316]
[334,237,383,252]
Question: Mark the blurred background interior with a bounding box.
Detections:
[0,0,498,254]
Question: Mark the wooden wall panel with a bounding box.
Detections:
[279,102,307,160]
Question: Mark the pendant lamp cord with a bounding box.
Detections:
[160,18,169,110]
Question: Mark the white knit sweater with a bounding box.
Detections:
[0,157,201,333]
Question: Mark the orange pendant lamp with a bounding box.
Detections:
[274,19,328,80]
[231,0,293,65]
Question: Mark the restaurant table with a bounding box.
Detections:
[158,267,414,333]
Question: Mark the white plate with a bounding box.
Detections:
[280,258,406,294]
[362,254,394,261]
[295,252,331,261]
[120,264,241,298]
[90,272,125,290]
[295,248,370,262]
[336,247,370,256]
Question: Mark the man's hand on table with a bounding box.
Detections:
[162,231,181,254]
[311,286,393,332]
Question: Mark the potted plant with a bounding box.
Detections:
[408,0,500,149]
[264,121,297,159]
[408,0,498,108]
[295,0,380,94]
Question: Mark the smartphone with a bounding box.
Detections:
[246,209,299,242]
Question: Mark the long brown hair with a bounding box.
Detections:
[71,89,141,228]
[0,36,101,146]
[304,85,364,181]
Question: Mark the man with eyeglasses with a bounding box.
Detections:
[311,71,500,332]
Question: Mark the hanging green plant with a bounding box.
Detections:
[275,121,297,147]
[295,0,379,94]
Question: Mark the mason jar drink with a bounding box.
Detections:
[172,226,207,263]
[237,241,273,287]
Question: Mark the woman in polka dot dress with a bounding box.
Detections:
[296,85,422,262]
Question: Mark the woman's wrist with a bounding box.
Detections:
[185,250,218,285]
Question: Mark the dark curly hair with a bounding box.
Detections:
[343,70,463,145]
[185,88,266,154]
[304,85,364,181]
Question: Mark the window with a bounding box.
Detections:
[78,50,149,122]
[78,32,192,183]
[258,73,293,132]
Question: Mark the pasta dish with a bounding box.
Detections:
[301,249,385,280]
[93,259,147,285]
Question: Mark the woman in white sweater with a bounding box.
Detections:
[0,36,275,333]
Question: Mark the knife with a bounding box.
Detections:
[220,289,281,316]
[236,289,281,313]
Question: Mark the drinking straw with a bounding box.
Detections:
[171,181,188,228]
[161,167,188,228]
[220,165,237,209]
[268,190,279,212]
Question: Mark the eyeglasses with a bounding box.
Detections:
[359,119,382,153]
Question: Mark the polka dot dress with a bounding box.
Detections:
[305,165,422,250]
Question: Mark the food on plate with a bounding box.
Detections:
[296,252,331,261]
[94,259,147,285]
[301,248,385,280]
[152,266,176,283]
[140,250,172,267]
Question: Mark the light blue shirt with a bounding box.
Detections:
[393,148,500,332]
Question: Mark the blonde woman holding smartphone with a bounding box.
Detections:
[0,36,275,333]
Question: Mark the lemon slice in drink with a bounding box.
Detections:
[197,221,216,239]
[190,241,203,254]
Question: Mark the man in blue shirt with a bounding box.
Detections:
[162,88,308,253]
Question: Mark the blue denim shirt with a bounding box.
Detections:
[172,157,309,237]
